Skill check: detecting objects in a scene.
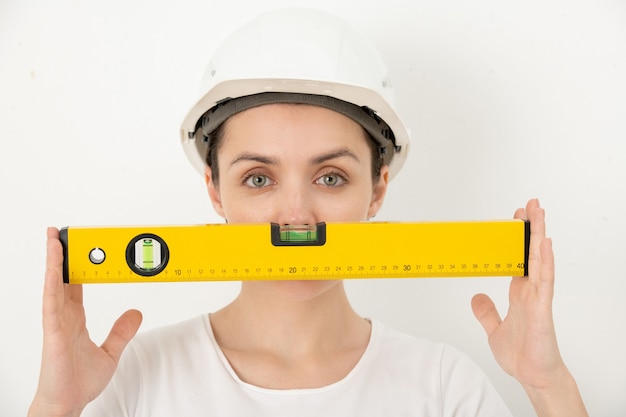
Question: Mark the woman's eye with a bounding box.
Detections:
[316,173,346,187]
[245,174,270,188]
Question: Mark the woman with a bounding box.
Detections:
[29,8,587,417]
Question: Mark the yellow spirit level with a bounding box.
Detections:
[60,220,530,284]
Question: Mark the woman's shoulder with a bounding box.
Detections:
[373,319,449,356]
[370,320,483,376]
[129,314,213,358]
[368,320,512,415]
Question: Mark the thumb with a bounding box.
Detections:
[471,294,502,337]
[101,309,143,363]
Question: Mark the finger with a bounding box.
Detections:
[101,309,143,364]
[526,199,547,284]
[471,293,502,337]
[43,227,65,318]
[66,278,84,304]
[527,199,546,240]
[44,228,84,315]
[538,237,555,300]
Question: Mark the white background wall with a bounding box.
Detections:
[1,0,625,415]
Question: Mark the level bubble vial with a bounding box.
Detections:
[134,238,161,271]
[281,225,317,242]
[125,233,170,277]
[271,223,327,246]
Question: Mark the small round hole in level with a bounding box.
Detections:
[89,248,106,265]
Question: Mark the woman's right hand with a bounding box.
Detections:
[28,228,142,417]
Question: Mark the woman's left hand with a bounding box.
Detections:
[471,199,588,417]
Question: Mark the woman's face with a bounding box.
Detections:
[204,103,389,300]
[205,103,388,226]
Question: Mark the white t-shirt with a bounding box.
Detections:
[83,315,512,417]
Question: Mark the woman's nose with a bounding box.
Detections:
[275,181,316,226]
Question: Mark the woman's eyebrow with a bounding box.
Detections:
[310,148,360,165]
[230,152,278,166]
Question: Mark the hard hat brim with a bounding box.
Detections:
[180,79,410,179]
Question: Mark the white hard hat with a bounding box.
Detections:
[180,8,410,179]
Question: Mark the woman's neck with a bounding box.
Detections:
[209,280,371,389]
